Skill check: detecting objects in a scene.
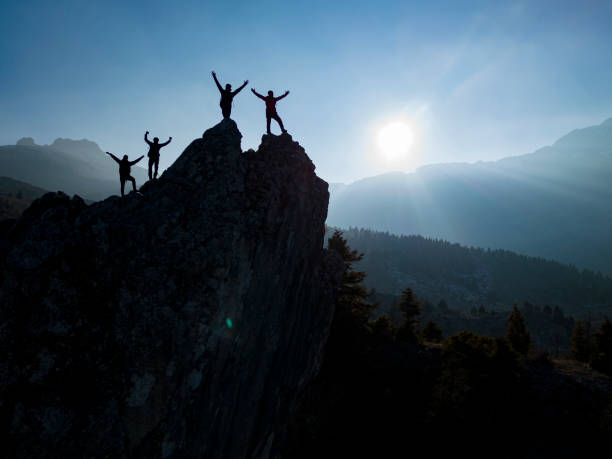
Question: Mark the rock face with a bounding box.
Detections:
[0,119,342,458]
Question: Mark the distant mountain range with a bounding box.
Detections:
[328,118,612,274]
[0,137,147,201]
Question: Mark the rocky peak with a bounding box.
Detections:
[49,137,105,157]
[16,137,36,146]
[0,120,342,458]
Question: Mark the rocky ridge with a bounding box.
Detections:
[0,119,342,458]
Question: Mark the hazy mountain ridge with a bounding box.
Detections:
[336,228,612,318]
[328,118,612,274]
[1,137,147,201]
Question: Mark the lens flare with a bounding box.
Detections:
[377,121,414,161]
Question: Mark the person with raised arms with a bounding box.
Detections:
[212,71,248,119]
[251,87,290,135]
[144,131,172,180]
[105,152,144,197]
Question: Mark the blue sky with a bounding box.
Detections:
[1,0,612,183]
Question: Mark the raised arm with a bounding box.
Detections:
[160,137,172,147]
[144,131,152,146]
[106,151,120,164]
[211,71,223,92]
[251,88,265,100]
[274,90,290,101]
[232,80,248,95]
[130,155,145,165]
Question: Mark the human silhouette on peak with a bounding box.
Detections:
[106,152,144,197]
[144,131,171,180]
[212,71,248,119]
[251,88,289,135]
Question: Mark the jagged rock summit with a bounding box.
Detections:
[0,119,342,458]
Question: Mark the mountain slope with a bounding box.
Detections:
[0,177,49,220]
[328,118,612,274]
[0,138,148,201]
[337,227,612,315]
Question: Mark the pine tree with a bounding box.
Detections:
[592,318,612,374]
[421,320,443,343]
[327,230,373,327]
[506,306,531,355]
[396,287,422,343]
[570,320,591,363]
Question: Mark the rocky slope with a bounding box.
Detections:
[0,119,342,458]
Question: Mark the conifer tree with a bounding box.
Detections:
[570,320,591,363]
[592,318,612,374]
[327,230,373,327]
[421,320,443,343]
[396,287,422,342]
[506,306,531,355]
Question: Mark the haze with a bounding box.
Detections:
[1,0,612,183]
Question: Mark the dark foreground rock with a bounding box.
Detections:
[0,119,342,458]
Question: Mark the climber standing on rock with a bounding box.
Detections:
[251,88,289,135]
[212,71,248,119]
[105,152,144,197]
[144,131,172,180]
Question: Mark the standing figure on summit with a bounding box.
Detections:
[251,88,290,135]
[105,152,144,197]
[212,71,248,119]
[144,131,172,180]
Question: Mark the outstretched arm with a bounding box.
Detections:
[251,88,265,100]
[275,90,290,101]
[106,152,120,164]
[144,131,152,146]
[160,137,172,147]
[211,71,223,92]
[232,80,248,95]
[130,155,144,165]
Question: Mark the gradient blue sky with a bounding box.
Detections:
[1,0,612,183]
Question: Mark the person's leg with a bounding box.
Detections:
[266,113,272,134]
[120,178,126,197]
[222,105,231,119]
[154,158,159,179]
[148,158,153,180]
[130,176,136,192]
[272,112,286,133]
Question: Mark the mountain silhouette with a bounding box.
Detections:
[328,118,612,274]
[0,137,148,201]
[0,119,342,458]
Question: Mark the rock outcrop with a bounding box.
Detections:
[0,119,342,458]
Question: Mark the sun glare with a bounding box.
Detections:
[377,121,414,161]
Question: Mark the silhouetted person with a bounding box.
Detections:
[212,71,248,119]
[106,152,144,197]
[251,88,289,134]
[144,131,171,180]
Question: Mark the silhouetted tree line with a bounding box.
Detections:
[570,317,612,375]
[285,232,611,458]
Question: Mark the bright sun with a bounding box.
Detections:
[377,121,414,161]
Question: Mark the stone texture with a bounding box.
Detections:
[0,119,342,458]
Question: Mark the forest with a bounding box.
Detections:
[285,230,612,458]
[336,227,612,315]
